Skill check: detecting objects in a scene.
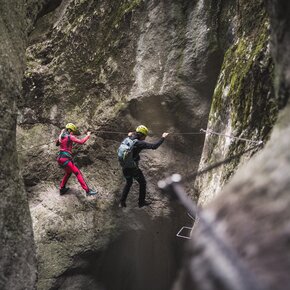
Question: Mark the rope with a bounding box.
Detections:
[201,128,263,145]
[91,130,132,135]
[158,142,264,289]
[183,142,262,183]
[16,128,263,153]
[91,129,263,144]
[92,130,204,136]
[165,132,204,135]
[158,176,264,290]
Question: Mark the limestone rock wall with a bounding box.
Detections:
[1,0,286,289]
[174,76,290,290]
[0,1,37,289]
[18,0,224,188]
[195,0,279,206]
[173,1,290,289]
[18,1,227,289]
[12,0,284,290]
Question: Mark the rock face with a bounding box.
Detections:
[2,0,288,290]
[0,1,37,289]
[266,0,290,109]
[196,0,279,206]
[14,1,286,290]
[173,1,290,289]
[19,1,226,289]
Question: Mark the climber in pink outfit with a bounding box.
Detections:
[56,123,97,196]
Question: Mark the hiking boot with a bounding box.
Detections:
[119,200,127,208]
[86,189,97,196]
[138,200,151,208]
[60,187,70,195]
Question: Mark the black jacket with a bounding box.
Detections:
[130,134,165,163]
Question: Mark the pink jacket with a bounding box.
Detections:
[59,133,90,155]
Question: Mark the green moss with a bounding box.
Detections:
[205,14,279,181]
[211,21,277,131]
[113,0,141,26]
[237,0,266,37]
[58,0,143,107]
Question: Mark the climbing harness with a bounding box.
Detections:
[56,132,74,168]
[57,151,73,168]
[58,151,72,158]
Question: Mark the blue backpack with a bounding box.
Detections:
[117,137,137,168]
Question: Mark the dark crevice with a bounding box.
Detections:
[38,0,63,20]
[50,206,186,290]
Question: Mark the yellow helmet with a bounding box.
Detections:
[65,123,77,133]
[136,125,149,136]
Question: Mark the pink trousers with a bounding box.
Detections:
[57,157,89,192]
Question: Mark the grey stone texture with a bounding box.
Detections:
[174,1,290,289]
[7,0,287,289]
[19,0,225,289]
[0,1,37,289]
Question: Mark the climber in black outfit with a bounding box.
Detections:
[118,125,169,208]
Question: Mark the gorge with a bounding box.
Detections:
[1,1,290,290]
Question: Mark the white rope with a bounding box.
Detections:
[15,128,264,152]
[94,130,204,135]
[200,128,263,145]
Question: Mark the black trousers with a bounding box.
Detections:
[121,167,146,204]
